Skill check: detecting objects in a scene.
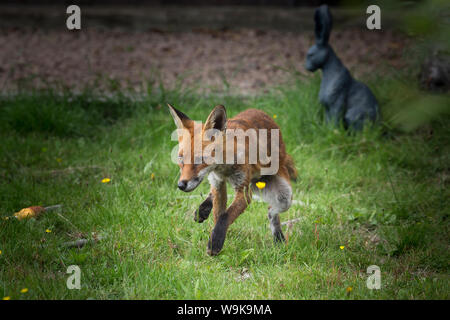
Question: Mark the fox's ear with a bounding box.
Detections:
[204,105,227,132]
[314,4,332,45]
[167,103,191,129]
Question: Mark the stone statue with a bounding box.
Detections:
[305,5,380,130]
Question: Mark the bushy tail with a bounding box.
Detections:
[285,154,298,182]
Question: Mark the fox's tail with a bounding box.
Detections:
[285,154,298,182]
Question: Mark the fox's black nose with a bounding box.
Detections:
[178,180,188,191]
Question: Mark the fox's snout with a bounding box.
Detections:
[178,180,188,191]
[177,176,202,192]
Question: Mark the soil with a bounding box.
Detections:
[0,27,408,95]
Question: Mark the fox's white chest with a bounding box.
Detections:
[208,166,246,190]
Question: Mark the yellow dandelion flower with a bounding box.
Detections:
[151,173,155,180]
[101,178,111,183]
[0,250,2,255]
[346,286,353,293]
[56,158,62,163]
[273,114,277,119]
[255,181,266,189]
[340,245,345,250]
[3,296,10,300]
[20,288,28,294]
[45,229,51,233]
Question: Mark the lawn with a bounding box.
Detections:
[0,74,449,299]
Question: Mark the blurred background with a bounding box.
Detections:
[2,0,445,96]
[0,1,448,131]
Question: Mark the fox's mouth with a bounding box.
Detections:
[178,177,203,192]
[185,177,203,192]
[178,167,212,192]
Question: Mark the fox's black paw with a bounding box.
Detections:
[194,197,213,223]
[207,231,226,256]
[207,217,228,256]
[207,237,225,256]
[273,231,286,244]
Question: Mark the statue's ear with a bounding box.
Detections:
[314,4,332,45]
[204,105,227,132]
[167,104,191,129]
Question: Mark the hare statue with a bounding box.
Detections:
[305,4,380,131]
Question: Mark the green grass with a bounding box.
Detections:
[0,75,449,300]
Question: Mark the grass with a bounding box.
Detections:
[0,74,449,300]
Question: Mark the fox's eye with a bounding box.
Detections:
[178,155,184,165]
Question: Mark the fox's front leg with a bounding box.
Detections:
[194,193,213,223]
[207,186,251,256]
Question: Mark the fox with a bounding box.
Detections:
[168,104,297,256]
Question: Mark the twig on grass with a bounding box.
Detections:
[281,217,303,227]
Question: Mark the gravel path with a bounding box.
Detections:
[0,27,408,95]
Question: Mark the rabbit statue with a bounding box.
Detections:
[305,4,380,131]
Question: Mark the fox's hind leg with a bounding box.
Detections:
[194,193,213,223]
[269,209,285,243]
[252,168,292,243]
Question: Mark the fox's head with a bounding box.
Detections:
[168,104,227,192]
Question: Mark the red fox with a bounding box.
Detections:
[168,104,297,255]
